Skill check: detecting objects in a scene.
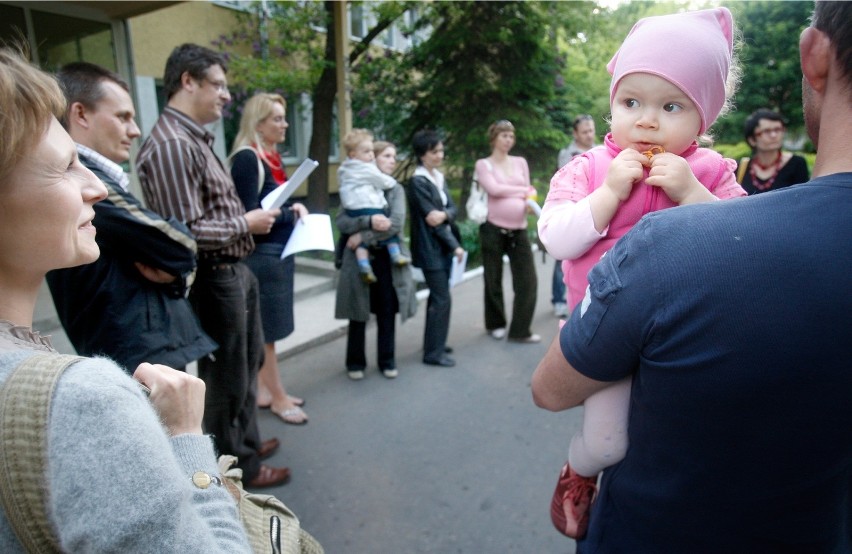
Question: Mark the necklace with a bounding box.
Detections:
[749,151,783,191]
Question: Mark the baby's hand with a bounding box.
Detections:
[645,153,706,204]
[603,149,646,201]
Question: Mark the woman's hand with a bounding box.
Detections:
[646,153,715,205]
[454,246,465,262]
[291,202,309,219]
[246,207,281,235]
[133,363,206,436]
[346,232,363,250]
[426,210,448,227]
[371,214,391,231]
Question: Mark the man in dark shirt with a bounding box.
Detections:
[533,2,852,550]
[136,44,288,488]
[47,62,216,372]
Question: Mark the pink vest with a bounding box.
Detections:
[561,133,744,308]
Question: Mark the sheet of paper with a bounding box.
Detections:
[526,198,542,217]
[448,251,468,288]
[281,213,335,259]
[260,158,320,211]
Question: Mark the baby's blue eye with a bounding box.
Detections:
[664,103,682,113]
[625,99,639,108]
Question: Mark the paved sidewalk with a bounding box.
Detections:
[257,254,580,553]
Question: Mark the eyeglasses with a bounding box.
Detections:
[202,78,229,94]
[754,125,785,138]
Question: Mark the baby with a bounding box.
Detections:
[337,129,409,283]
[538,7,746,539]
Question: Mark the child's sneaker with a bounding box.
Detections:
[359,268,377,284]
[390,253,411,267]
[550,461,597,539]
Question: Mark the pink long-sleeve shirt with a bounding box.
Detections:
[475,156,534,230]
[539,133,746,308]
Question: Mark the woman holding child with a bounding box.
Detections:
[335,139,417,380]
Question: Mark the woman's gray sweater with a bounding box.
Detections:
[0,322,250,552]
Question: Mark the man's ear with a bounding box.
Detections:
[68,101,90,130]
[180,70,196,92]
[800,27,830,95]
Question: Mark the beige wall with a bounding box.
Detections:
[130,2,246,78]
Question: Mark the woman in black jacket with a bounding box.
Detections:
[406,130,465,367]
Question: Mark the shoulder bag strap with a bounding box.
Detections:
[737,157,750,184]
[0,353,83,553]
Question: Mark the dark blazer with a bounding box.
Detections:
[406,172,461,270]
[47,156,216,371]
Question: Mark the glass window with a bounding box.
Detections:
[0,4,26,43]
[30,11,115,72]
[350,5,364,39]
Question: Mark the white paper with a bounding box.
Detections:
[260,158,319,211]
[281,214,335,258]
[448,251,468,288]
[526,198,542,217]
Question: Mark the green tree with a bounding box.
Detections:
[213,1,411,212]
[352,0,597,216]
[715,1,813,146]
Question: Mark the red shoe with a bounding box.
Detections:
[550,461,597,539]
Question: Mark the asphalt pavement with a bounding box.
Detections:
[257,254,582,553]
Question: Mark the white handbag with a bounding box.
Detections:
[466,160,491,224]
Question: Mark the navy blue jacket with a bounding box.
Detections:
[47,155,216,372]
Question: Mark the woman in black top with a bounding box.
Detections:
[231,93,308,425]
[406,130,465,367]
[738,109,809,194]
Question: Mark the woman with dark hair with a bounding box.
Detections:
[738,109,809,194]
[407,130,465,367]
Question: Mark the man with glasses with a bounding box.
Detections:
[137,43,289,488]
[738,108,809,194]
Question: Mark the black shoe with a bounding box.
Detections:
[423,355,456,367]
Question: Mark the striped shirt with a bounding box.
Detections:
[136,107,253,261]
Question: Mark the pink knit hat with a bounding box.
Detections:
[607,8,734,134]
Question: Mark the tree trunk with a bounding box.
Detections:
[306,1,338,213]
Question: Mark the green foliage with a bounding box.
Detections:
[455,219,482,267]
[352,1,584,197]
[713,141,752,163]
[713,1,814,144]
[209,1,329,149]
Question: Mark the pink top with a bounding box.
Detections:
[475,156,533,230]
[539,133,746,308]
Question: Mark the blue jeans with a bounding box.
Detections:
[551,260,566,305]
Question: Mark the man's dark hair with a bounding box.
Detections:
[812,1,852,87]
[572,114,593,131]
[162,43,227,100]
[412,129,442,164]
[743,109,785,142]
[55,62,128,129]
